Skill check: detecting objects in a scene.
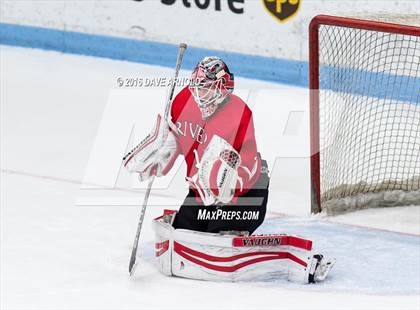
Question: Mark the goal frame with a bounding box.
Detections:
[309,15,420,213]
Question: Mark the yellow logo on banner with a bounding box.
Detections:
[262,0,301,23]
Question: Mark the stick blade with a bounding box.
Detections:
[128,250,137,276]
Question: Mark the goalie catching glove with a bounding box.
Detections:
[123,114,178,182]
[187,135,243,205]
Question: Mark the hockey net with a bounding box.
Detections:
[309,15,420,215]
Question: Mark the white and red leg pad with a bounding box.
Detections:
[153,210,318,283]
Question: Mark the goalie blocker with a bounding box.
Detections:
[153,210,335,283]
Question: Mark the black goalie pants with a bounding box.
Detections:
[172,164,269,235]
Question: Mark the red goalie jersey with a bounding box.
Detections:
[170,86,262,203]
[123,56,268,232]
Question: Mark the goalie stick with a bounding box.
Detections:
[129,43,187,276]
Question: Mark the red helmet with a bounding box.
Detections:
[189,57,234,119]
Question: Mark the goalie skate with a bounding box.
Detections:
[309,254,336,283]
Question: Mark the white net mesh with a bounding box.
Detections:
[317,20,420,215]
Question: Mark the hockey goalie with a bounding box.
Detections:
[123,57,335,283]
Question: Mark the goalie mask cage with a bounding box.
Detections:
[309,15,420,214]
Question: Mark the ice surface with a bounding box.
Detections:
[325,206,420,235]
[1,46,419,310]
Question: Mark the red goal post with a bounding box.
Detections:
[309,15,420,214]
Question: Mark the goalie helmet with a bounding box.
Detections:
[189,56,234,120]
